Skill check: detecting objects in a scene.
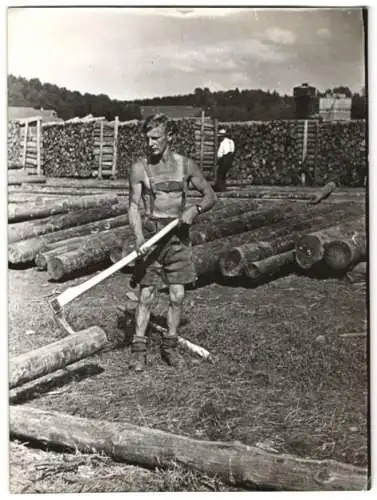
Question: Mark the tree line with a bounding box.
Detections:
[8,74,366,122]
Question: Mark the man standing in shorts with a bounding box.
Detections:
[125,114,217,372]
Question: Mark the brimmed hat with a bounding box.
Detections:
[218,128,227,135]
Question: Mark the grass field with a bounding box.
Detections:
[8,191,368,493]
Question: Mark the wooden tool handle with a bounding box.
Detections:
[51,218,179,310]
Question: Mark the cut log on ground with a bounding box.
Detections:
[8,203,128,244]
[346,261,367,283]
[324,231,367,271]
[295,216,366,269]
[8,176,46,185]
[195,199,260,225]
[191,201,363,246]
[8,194,119,223]
[46,178,129,189]
[246,250,296,280]
[8,213,129,264]
[16,176,47,184]
[9,406,368,491]
[220,238,293,277]
[218,203,362,277]
[110,203,363,279]
[9,326,107,389]
[9,359,104,405]
[35,238,85,270]
[191,182,336,202]
[191,204,300,245]
[11,186,112,196]
[47,226,133,280]
[308,181,337,204]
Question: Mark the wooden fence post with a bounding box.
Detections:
[98,119,104,179]
[199,110,205,171]
[36,118,42,176]
[213,118,219,181]
[313,120,319,186]
[111,116,119,179]
[22,120,28,171]
[302,119,308,163]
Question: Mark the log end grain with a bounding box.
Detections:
[324,241,355,270]
[47,255,66,281]
[35,252,48,270]
[219,248,246,277]
[295,234,324,269]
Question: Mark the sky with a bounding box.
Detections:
[7,6,366,101]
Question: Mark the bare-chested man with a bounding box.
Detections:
[125,114,217,372]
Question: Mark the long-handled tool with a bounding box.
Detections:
[50,218,179,333]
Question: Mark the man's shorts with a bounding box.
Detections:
[134,218,197,289]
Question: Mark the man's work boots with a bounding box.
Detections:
[129,337,147,372]
[161,336,184,368]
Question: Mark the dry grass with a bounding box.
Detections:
[8,194,368,492]
[10,440,236,493]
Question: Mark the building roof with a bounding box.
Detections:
[140,105,203,120]
[8,106,63,122]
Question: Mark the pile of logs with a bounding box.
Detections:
[8,194,129,269]
[8,182,365,285]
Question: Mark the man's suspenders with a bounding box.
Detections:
[143,156,190,218]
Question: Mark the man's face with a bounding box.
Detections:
[146,124,170,157]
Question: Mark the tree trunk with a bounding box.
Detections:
[191,204,298,245]
[309,181,337,204]
[8,213,129,264]
[324,233,367,271]
[8,203,128,244]
[8,194,119,223]
[346,261,367,283]
[246,250,296,280]
[17,175,47,184]
[218,203,362,277]
[9,406,368,491]
[195,199,260,225]
[47,226,133,281]
[45,178,128,189]
[193,182,336,202]
[9,358,103,405]
[110,203,363,280]
[295,216,366,269]
[35,238,85,270]
[191,201,363,246]
[9,326,107,389]
[11,186,112,196]
[220,238,293,277]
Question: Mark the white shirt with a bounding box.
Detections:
[217,137,235,159]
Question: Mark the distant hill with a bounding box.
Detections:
[7,75,366,122]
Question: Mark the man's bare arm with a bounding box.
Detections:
[188,159,217,213]
[128,162,145,251]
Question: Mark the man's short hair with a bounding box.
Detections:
[142,113,177,135]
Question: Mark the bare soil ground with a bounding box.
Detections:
[7,187,368,492]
